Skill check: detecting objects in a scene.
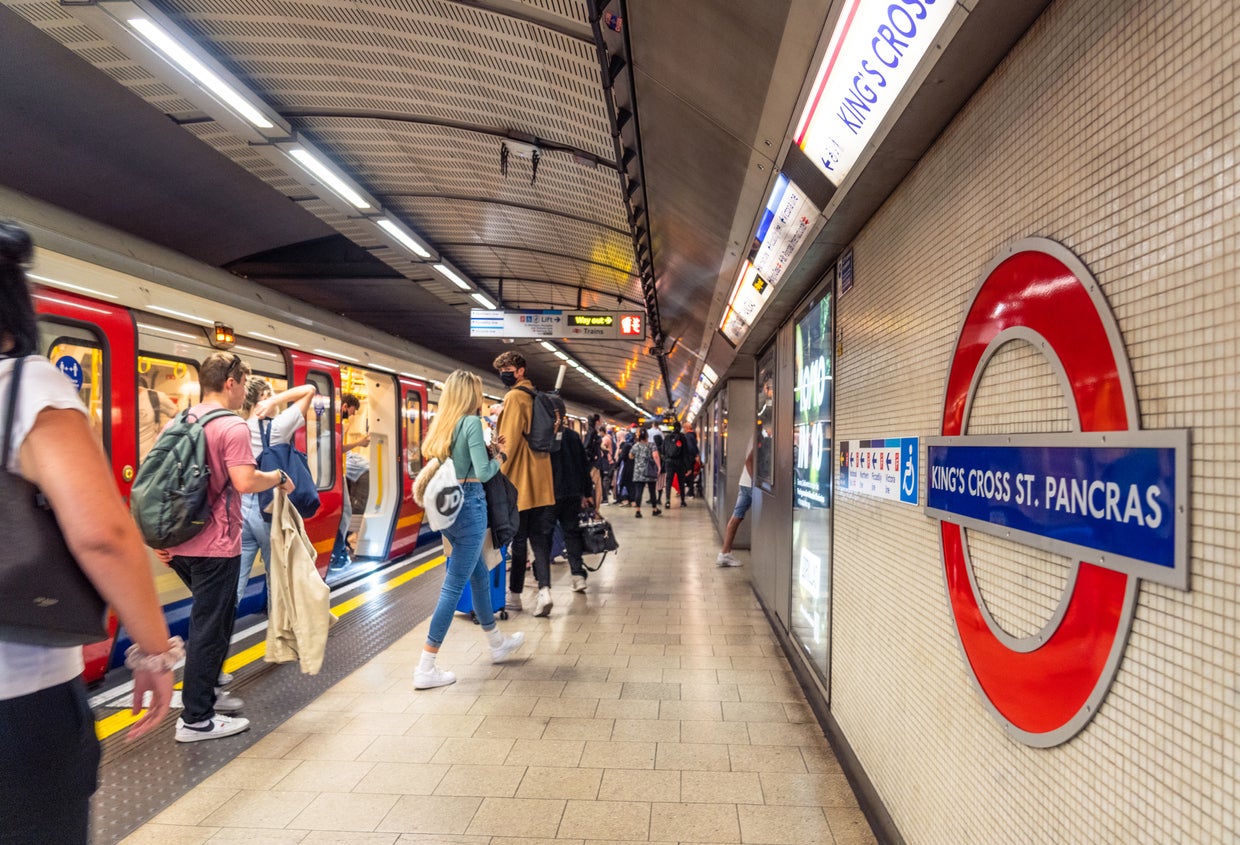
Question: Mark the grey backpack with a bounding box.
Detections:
[130,407,234,549]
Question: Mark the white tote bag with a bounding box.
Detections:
[419,456,463,531]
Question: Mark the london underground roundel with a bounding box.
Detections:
[928,238,1188,747]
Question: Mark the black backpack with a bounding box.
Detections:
[516,386,566,452]
[256,418,321,522]
[665,434,684,461]
[130,407,235,549]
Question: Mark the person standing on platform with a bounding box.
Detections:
[157,351,295,742]
[583,413,603,506]
[0,221,178,844]
[330,392,370,569]
[614,428,635,506]
[550,422,595,593]
[413,370,523,689]
[492,351,557,616]
[661,421,689,509]
[629,427,661,518]
[682,423,700,499]
[238,377,317,606]
[717,435,755,567]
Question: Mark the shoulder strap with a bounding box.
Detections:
[515,385,536,399]
[191,407,237,427]
[2,355,27,466]
[259,416,273,449]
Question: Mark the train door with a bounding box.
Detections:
[345,368,402,561]
[287,351,340,573]
[31,285,136,683]
[390,377,428,559]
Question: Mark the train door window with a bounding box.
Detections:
[403,390,423,476]
[305,371,335,490]
[136,355,200,462]
[41,324,108,445]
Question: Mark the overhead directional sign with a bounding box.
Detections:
[471,309,645,340]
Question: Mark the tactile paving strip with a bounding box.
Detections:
[89,550,445,845]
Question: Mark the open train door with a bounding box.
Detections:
[286,351,342,575]
[344,368,402,562]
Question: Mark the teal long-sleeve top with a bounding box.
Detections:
[450,415,501,482]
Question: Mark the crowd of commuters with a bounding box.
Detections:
[0,218,748,844]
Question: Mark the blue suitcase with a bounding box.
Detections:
[456,546,509,621]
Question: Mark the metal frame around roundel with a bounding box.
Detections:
[938,238,1140,747]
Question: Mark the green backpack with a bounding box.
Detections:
[130,407,235,549]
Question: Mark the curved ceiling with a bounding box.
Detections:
[0,0,1048,416]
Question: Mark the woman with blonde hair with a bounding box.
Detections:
[414,370,523,688]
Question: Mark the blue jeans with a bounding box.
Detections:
[239,493,270,605]
[427,483,495,647]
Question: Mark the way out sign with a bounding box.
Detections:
[928,238,1190,748]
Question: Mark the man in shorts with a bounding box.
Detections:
[717,435,755,567]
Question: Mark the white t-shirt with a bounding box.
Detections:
[246,404,305,459]
[738,435,755,488]
[0,356,89,700]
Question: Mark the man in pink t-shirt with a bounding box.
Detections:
[157,352,294,743]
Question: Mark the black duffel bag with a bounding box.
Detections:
[578,511,618,571]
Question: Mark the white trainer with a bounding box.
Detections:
[533,586,553,617]
[716,552,742,567]
[506,591,523,611]
[413,665,457,690]
[175,714,250,743]
[217,671,234,685]
[571,575,587,593]
[213,690,244,713]
[490,631,526,663]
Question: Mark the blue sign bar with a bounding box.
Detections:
[925,432,1189,589]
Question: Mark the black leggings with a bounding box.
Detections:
[633,480,658,509]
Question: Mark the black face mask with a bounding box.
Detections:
[499,371,518,388]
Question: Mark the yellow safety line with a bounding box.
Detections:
[95,553,445,740]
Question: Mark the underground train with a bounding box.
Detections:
[20,220,592,685]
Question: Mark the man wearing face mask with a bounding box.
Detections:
[492,352,557,616]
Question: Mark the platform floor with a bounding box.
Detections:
[115,500,877,845]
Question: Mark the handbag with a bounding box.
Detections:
[413,455,463,530]
[0,356,108,646]
[577,510,619,572]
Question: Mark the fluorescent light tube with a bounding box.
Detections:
[471,292,496,310]
[540,341,557,352]
[287,148,371,209]
[126,18,274,129]
[376,218,430,258]
[434,264,472,290]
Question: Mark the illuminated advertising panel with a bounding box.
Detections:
[795,0,954,186]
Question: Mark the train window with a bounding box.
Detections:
[305,371,334,490]
[136,354,200,462]
[42,324,108,446]
[403,390,423,476]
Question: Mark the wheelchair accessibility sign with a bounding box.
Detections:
[838,437,918,505]
[927,238,1189,748]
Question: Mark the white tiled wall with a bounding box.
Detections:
[829,0,1237,842]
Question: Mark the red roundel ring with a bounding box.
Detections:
[939,238,1140,747]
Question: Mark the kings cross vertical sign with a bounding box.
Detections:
[924,238,1190,747]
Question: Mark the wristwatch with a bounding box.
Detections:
[277,469,288,488]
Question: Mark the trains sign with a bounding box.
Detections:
[926,239,1190,747]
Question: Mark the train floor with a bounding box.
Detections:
[96,499,877,845]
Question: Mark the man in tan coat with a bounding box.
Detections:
[493,351,557,616]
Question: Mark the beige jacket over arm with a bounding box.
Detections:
[265,490,336,674]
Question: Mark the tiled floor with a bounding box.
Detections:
[119,500,877,845]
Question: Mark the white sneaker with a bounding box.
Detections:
[213,690,244,713]
[716,552,741,567]
[506,591,523,611]
[175,714,250,743]
[413,666,457,690]
[217,671,234,685]
[533,587,554,617]
[571,575,587,593]
[490,631,525,663]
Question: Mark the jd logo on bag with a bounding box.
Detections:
[435,485,463,523]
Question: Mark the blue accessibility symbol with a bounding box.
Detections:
[900,439,918,504]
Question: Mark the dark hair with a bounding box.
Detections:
[492,351,526,371]
[0,221,39,358]
[342,393,361,410]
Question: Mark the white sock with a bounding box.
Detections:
[418,650,437,673]
[484,627,505,648]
